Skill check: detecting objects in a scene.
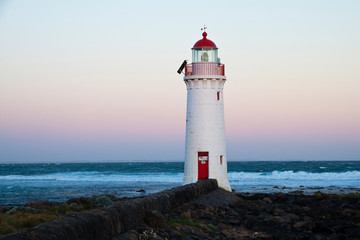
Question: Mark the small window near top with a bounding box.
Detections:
[217,91,220,101]
[220,155,223,165]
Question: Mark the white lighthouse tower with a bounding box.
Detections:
[179,29,231,191]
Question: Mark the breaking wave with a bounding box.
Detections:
[229,170,360,188]
[0,171,184,183]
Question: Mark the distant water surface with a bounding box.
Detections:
[1,161,359,206]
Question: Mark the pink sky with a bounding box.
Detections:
[0,1,359,162]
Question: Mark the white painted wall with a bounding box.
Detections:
[183,76,231,191]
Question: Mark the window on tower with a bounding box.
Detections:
[201,52,209,62]
[217,91,220,101]
[220,155,223,165]
[192,48,218,63]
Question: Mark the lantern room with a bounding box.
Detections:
[184,31,224,76]
[192,32,218,63]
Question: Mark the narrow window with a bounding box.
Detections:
[220,155,223,165]
[217,91,220,101]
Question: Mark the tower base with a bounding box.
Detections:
[183,176,231,192]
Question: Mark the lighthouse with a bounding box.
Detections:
[178,29,231,191]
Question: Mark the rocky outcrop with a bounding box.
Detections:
[1,179,218,240]
[151,191,360,239]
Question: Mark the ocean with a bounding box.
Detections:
[1,161,359,206]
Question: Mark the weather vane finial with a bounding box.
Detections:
[201,25,207,32]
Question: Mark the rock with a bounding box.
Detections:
[197,206,215,220]
[5,206,39,215]
[136,189,146,193]
[68,202,82,211]
[144,210,166,229]
[286,213,299,221]
[192,188,241,207]
[167,229,183,240]
[217,222,230,230]
[66,197,91,205]
[0,206,9,213]
[245,215,257,228]
[311,222,334,234]
[344,226,360,238]
[226,218,242,225]
[138,229,159,240]
[293,220,309,228]
[274,213,299,223]
[292,198,309,207]
[180,210,191,219]
[259,212,274,222]
[308,187,324,190]
[221,227,255,239]
[290,190,304,194]
[94,196,113,207]
[24,201,62,210]
[273,208,286,216]
[175,225,205,237]
[112,230,138,240]
[263,197,272,204]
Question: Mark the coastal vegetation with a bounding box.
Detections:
[0,195,120,237]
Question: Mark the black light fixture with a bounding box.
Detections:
[177,60,187,74]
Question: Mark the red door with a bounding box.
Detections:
[198,152,209,179]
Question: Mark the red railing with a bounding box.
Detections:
[185,63,225,76]
[185,64,192,76]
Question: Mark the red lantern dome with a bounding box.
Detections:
[192,32,217,49]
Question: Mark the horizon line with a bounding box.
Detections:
[1,159,359,164]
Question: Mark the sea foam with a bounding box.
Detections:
[0,171,184,183]
[229,170,360,188]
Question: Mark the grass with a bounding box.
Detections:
[337,192,360,198]
[311,192,360,198]
[0,195,120,237]
[168,218,219,232]
[168,218,202,228]
[0,204,91,237]
[0,213,57,236]
[205,224,220,232]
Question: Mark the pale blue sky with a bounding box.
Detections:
[0,0,359,162]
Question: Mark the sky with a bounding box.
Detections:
[0,0,359,163]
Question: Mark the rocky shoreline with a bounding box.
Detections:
[1,181,360,239]
[118,190,360,240]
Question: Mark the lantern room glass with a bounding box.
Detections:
[192,48,218,63]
